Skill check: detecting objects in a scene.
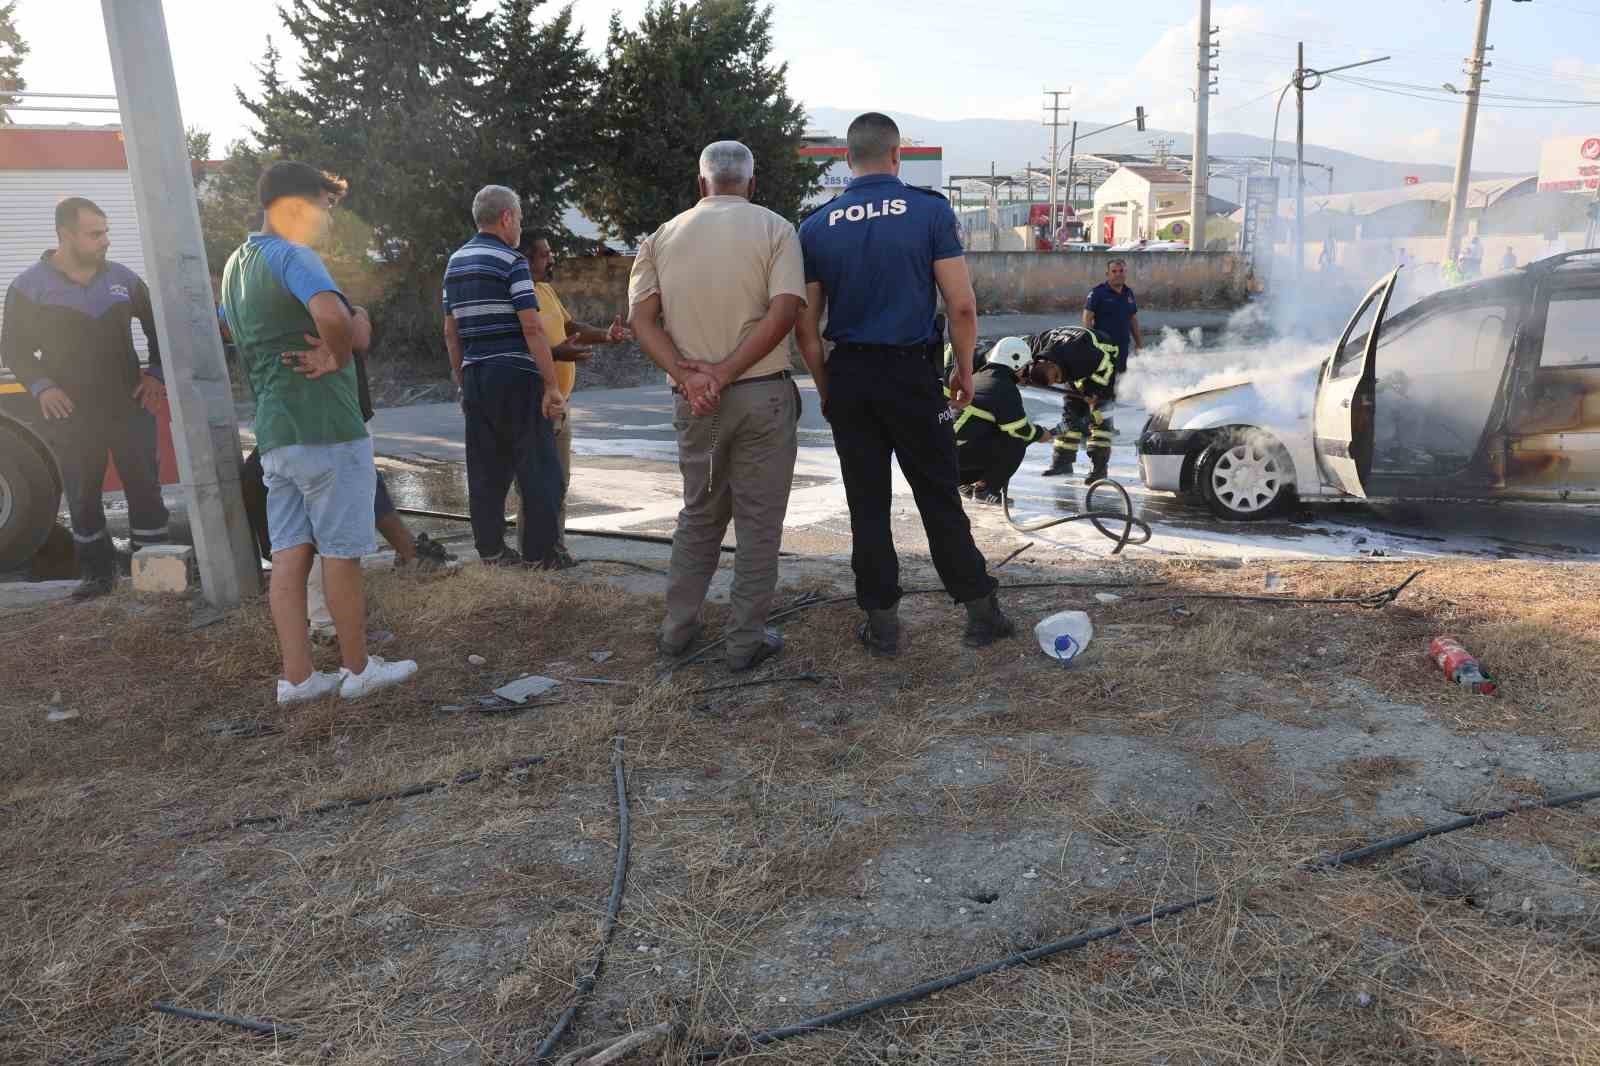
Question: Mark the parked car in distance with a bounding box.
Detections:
[1109,239,1188,253]
[1137,251,1600,520]
[1061,242,1112,253]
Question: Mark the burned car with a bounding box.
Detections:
[1137,251,1600,520]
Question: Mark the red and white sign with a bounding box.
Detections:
[1102,215,1116,244]
[1403,175,1420,186]
[1538,135,1600,194]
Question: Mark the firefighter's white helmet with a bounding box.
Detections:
[987,337,1032,374]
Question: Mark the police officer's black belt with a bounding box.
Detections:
[673,369,791,395]
[831,342,938,358]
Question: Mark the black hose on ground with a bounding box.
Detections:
[527,736,632,1065]
[171,755,548,840]
[689,673,826,696]
[150,1001,297,1039]
[1307,786,1600,870]
[1001,480,1153,553]
[1119,569,1425,611]
[394,508,748,556]
[694,787,1600,1059]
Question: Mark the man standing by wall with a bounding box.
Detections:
[443,187,566,569]
[796,111,1014,657]
[221,162,417,704]
[1,198,170,598]
[1045,258,1140,476]
[520,231,631,567]
[629,141,804,672]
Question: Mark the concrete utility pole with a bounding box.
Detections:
[1444,0,1494,262]
[1190,0,1217,252]
[102,0,261,607]
[1295,41,1307,286]
[1044,89,1070,243]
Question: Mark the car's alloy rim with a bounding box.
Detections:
[1212,443,1283,513]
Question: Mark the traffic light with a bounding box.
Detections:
[1135,106,1147,131]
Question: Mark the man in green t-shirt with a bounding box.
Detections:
[219,161,417,706]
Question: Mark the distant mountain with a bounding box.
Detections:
[805,107,1516,196]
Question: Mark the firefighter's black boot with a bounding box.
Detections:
[1085,448,1111,485]
[1041,449,1075,477]
[857,605,900,658]
[71,536,116,600]
[962,591,1015,648]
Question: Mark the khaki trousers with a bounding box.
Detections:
[661,378,798,661]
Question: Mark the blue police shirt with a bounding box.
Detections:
[1084,281,1137,352]
[798,173,963,347]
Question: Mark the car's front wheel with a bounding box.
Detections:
[1195,431,1294,521]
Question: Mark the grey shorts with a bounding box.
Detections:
[261,436,378,559]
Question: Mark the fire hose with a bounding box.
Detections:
[1001,479,1153,553]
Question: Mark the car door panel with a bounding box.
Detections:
[1506,279,1600,492]
[1314,269,1400,497]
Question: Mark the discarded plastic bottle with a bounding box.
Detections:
[1035,610,1094,665]
[1429,636,1497,695]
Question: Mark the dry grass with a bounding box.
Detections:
[2,556,1598,1063]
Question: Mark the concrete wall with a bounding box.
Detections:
[550,248,1250,321]
[550,254,635,325]
[966,251,1246,312]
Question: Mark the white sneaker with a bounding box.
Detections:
[277,671,342,705]
[339,655,419,700]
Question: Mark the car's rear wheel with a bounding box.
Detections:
[0,421,60,571]
[1196,431,1294,521]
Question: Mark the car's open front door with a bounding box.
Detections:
[1314,269,1400,497]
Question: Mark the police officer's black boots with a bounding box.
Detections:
[858,606,900,658]
[962,591,1016,648]
[1041,449,1075,478]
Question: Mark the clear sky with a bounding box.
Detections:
[12,0,1600,172]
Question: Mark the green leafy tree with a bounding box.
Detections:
[578,0,826,244]
[0,1,28,122]
[184,126,212,188]
[479,0,600,247]
[245,2,494,275]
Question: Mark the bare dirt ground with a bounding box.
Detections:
[3,550,1599,1065]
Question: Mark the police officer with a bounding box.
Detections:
[1027,326,1121,483]
[795,112,1014,657]
[943,337,1054,503]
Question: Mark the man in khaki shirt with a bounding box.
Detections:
[628,140,805,672]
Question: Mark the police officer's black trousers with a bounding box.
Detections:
[41,395,169,578]
[827,350,996,610]
[958,435,1028,494]
[462,362,563,564]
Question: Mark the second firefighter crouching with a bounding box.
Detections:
[941,337,1054,504]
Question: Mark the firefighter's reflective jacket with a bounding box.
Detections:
[940,362,1047,446]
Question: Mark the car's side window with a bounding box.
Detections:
[1539,288,1600,368]
[1331,295,1382,380]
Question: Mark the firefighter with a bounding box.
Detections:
[1026,326,1121,484]
[942,337,1054,503]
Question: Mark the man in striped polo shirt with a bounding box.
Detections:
[443,186,567,568]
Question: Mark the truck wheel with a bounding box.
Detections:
[1196,430,1294,521]
[0,422,60,570]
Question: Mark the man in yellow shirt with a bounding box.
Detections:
[521,232,631,565]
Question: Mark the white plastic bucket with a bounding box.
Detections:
[1035,610,1094,664]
